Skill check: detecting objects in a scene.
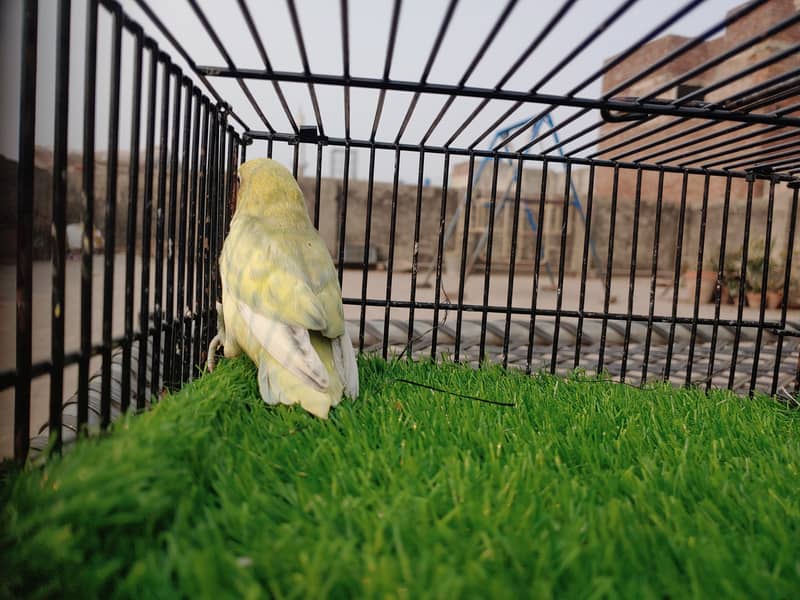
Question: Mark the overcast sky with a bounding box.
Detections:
[1,0,747,182]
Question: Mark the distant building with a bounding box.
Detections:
[596,0,800,205]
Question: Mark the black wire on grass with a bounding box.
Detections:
[380,287,518,407]
[390,378,515,407]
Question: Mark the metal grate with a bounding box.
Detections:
[5,0,800,462]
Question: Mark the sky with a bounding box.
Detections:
[1,0,748,183]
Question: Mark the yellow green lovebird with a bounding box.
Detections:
[206,158,359,418]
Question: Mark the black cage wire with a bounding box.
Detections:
[4,0,800,462]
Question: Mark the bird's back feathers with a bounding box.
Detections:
[214,158,358,418]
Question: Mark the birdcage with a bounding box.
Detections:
[4,0,800,462]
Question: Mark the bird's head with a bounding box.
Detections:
[234,158,311,226]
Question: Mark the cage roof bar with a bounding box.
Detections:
[533,0,640,94]
[186,0,274,132]
[552,38,800,158]
[510,0,706,156]
[677,42,800,106]
[724,74,800,111]
[340,0,351,139]
[394,0,457,144]
[476,0,761,153]
[491,0,646,152]
[566,0,704,96]
[370,0,402,142]
[655,125,783,165]
[641,10,800,104]
[505,0,781,158]
[198,68,800,128]
[721,148,800,171]
[592,81,800,163]
[127,0,248,130]
[602,0,767,101]
[419,0,518,146]
[562,0,772,155]
[244,129,796,182]
[286,0,325,136]
[235,0,298,134]
[701,138,800,169]
[455,0,577,148]
[613,93,800,163]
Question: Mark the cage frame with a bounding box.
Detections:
[6,0,800,462]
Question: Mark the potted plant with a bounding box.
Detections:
[788,276,800,309]
[681,256,718,304]
[766,258,786,309]
[745,240,766,308]
[722,250,743,305]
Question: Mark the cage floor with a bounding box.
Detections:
[27,317,799,458]
[357,318,800,399]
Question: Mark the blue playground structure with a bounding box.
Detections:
[420,115,602,287]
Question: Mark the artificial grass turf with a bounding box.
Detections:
[1,356,799,599]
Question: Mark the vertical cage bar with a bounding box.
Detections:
[214,109,229,335]
[528,158,550,374]
[292,143,299,179]
[598,166,620,375]
[185,94,204,381]
[15,0,38,462]
[200,106,219,368]
[665,172,689,381]
[772,185,798,396]
[431,153,451,360]
[706,176,733,392]
[454,154,475,363]
[78,0,98,431]
[620,169,643,382]
[336,146,350,287]
[729,177,755,390]
[50,0,72,453]
[174,79,192,387]
[749,179,776,395]
[642,170,665,384]
[192,101,211,372]
[224,128,236,237]
[551,162,573,374]
[479,157,500,365]
[686,174,711,387]
[100,5,122,428]
[150,56,172,400]
[407,151,426,355]
[122,26,143,414]
[164,68,183,391]
[227,130,239,234]
[358,147,377,353]
[137,44,158,410]
[208,109,223,350]
[501,158,524,369]
[382,148,401,360]
[574,165,596,369]
[313,143,322,229]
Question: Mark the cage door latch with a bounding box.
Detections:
[291,125,327,145]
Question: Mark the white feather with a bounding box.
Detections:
[332,334,359,399]
[237,300,329,391]
[257,355,279,405]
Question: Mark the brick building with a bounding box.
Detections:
[592,0,800,277]
[446,0,800,280]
